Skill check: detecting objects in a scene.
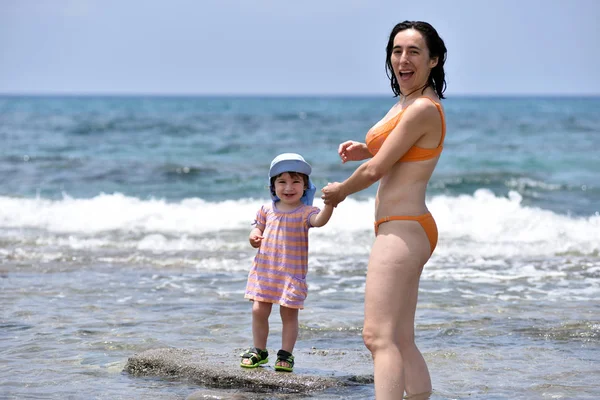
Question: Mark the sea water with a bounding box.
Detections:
[1,95,599,399]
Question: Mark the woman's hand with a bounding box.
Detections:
[321,182,347,207]
[338,141,370,163]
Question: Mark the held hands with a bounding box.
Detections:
[321,182,346,207]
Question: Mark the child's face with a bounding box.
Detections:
[273,172,306,205]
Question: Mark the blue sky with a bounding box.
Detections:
[1,0,598,96]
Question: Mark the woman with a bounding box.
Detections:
[321,21,447,399]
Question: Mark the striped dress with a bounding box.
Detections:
[244,202,320,309]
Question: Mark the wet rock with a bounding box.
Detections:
[125,347,373,395]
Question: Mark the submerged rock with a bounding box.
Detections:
[124,347,373,395]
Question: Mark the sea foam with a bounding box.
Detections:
[1,189,598,258]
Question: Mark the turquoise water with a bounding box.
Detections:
[1,95,599,399]
[2,95,598,214]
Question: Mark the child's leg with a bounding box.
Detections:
[279,305,299,353]
[252,300,272,350]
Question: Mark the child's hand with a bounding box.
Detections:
[249,233,264,248]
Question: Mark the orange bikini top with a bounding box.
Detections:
[365,97,446,162]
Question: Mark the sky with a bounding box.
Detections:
[1,0,599,96]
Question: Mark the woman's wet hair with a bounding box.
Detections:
[385,21,447,99]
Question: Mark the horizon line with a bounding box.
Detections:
[1,92,599,98]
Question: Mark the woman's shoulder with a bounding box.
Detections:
[411,96,441,110]
[404,96,444,123]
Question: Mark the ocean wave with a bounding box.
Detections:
[0,189,598,258]
[431,173,584,193]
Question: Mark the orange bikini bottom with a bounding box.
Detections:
[374,212,438,255]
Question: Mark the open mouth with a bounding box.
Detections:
[399,70,414,80]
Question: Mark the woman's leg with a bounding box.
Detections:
[363,221,432,399]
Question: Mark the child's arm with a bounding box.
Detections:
[309,204,334,228]
[249,227,264,248]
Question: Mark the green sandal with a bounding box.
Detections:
[240,347,269,368]
[274,349,294,372]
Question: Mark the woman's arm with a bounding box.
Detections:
[322,99,437,206]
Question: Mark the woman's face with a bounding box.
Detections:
[390,29,438,96]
